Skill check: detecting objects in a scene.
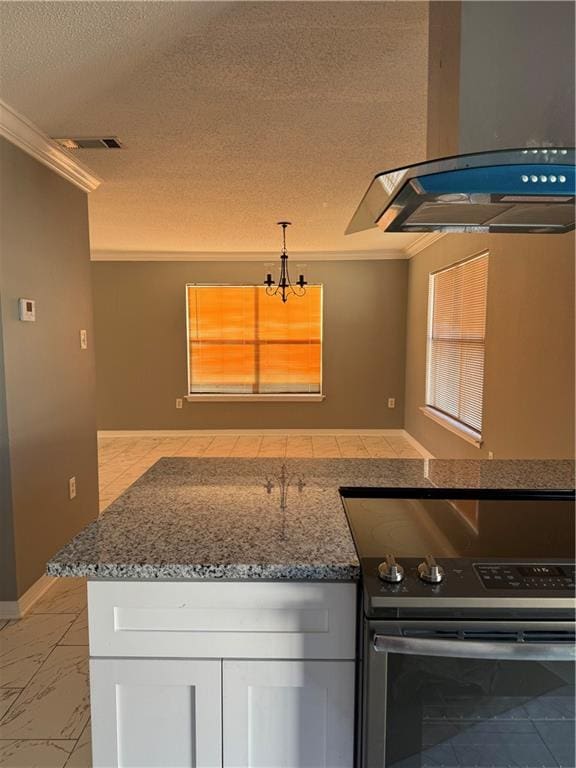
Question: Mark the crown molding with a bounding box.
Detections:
[90,248,408,262]
[404,232,447,258]
[0,99,102,193]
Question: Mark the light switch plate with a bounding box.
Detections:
[80,329,88,349]
[18,298,36,322]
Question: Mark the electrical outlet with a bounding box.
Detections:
[387,398,396,409]
[69,476,77,499]
[80,329,88,349]
[488,451,494,460]
[176,398,183,409]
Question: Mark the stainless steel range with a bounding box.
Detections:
[342,488,576,768]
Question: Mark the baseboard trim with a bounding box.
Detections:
[401,430,436,459]
[0,574,56,620]
[98,428,410,438]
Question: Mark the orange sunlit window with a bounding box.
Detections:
[186,285,322,395]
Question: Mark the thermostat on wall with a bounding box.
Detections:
[18,298,36,322]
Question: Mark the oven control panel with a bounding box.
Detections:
[475,563,576,590]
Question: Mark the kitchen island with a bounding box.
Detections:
[48,458,574,768]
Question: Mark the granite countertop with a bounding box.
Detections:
[47,458,574,581]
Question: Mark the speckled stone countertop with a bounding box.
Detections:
[47,459,574,581]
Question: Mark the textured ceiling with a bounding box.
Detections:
[0,1,429,256]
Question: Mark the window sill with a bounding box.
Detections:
[185,394,325,403]
[419,406,483,447]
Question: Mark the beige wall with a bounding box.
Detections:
[0,295,17,601]
[92,259,408,430]
[0,138,99,601]
[405,232,575,459]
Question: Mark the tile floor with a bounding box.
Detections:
[0,433,424,766]
[0,579,90,767]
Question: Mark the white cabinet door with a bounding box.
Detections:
[223,660,355,768]
[90,658,222,768]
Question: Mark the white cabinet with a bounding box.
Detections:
[90,658,222,768]
[223,660,355,768]
[88,581,357,768]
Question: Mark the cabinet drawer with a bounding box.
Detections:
[88,580,357,659]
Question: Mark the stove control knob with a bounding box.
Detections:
[378,554,404,583]
[418,555,444,584]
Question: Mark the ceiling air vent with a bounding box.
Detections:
[54,137,123,150]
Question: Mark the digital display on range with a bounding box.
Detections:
[475,563,575,590]
[518,565,565,577]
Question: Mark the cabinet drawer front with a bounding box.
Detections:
[88,580,357,659]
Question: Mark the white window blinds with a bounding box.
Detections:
[426,253,489,436]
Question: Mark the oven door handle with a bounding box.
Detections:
[373,634,576,662]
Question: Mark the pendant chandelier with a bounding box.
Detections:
[264,221,307,303]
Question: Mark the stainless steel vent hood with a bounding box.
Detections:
[347,148,575,235]
[347,2,575,237]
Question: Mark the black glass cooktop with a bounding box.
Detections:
[344,492,575,560]
[343,489,575,611]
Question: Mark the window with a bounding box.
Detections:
[186,285,322,397]
[425,253,488,440]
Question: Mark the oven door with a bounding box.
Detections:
[363,621,576,768]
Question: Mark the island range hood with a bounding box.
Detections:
[346,148,575,236]
[347,2,575,237]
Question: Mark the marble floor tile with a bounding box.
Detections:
[0,740,75,768]
[285,436,314,457]
[31,579,86,615]
[202,436,240,457]
[312,436,341,458]
[0,691,19,721]
[258,436,287,457]
[336,436,370,458]
[58,611,88,647]
[386,436,423,457]
[157,437,190,453]
[0,614,75,688]
[0,646,89,740]
[229,435,263,457]
[174,436,213,456]
[65,720,92,768]
[361,436,397,458]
